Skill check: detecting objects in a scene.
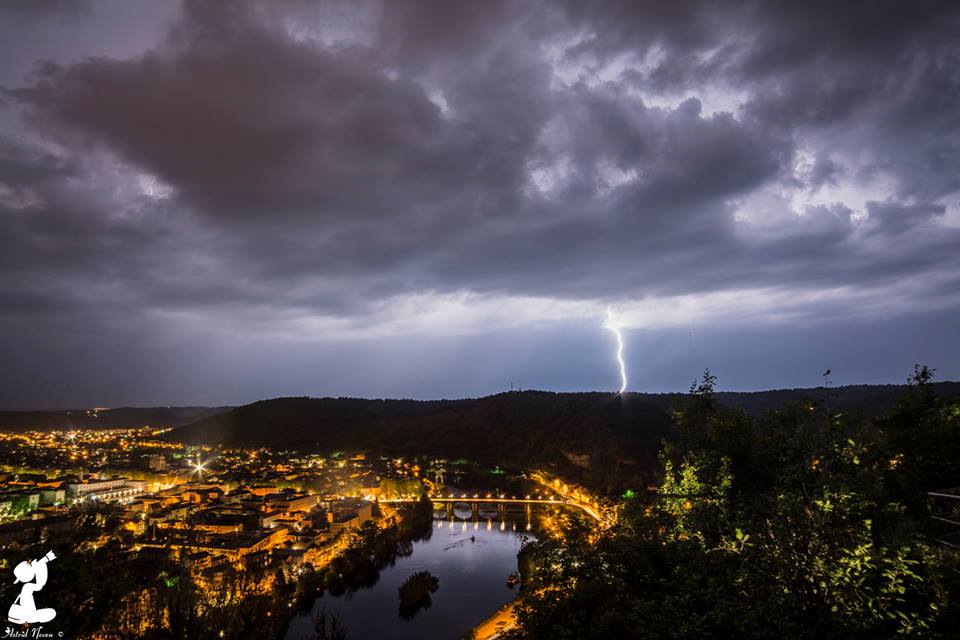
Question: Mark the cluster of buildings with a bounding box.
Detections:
[128,482,374,581]
[0,427,462,586]
[1,470,379,585]
[0,428,186,472]
[0,427,451,503]
[0,472,147,520]
[0,472,148,545]
[211,449,383,497]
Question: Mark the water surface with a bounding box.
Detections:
[285,518,531,640]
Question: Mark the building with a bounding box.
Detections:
[0,490,40,517]
[143,528,288,563]
[38,486,66,505]
[248,485,280,497]
[260,510,286,529]
[128,498,162,513]
[361,481,381,498]
[331,498,373,518]
[147,454,166,472]
[192,512,245,534]
[0,514,74,545]
[265,493,318,513]
[67,478,146,502]
[328,499,373,535]
[182,485,224,504]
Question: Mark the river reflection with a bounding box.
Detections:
[284,517,533,640]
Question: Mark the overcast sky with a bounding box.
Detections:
[1,1,958,408]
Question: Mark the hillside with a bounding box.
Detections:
[715,382,960,415]
[0,406,231,431]
[165,382,960,491]
[167,392,674,490]
[163,396,465,447]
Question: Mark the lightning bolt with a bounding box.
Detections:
[605,309,628,394]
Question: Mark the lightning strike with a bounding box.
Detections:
[604,309,628,394]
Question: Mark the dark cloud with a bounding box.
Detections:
[0,1,87,22]
[808,153,843,192]
[16,39,461,218]
[864,201,946,236]
[0,0,959,404]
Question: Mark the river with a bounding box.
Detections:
[284,515,533,640]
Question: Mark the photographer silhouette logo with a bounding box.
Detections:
[8,550,56,624]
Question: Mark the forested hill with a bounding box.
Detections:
[0,406,231,431]
[716,381,960,415]
[165,396,467,448]
[167,392,673,490]
[164,382,960,492]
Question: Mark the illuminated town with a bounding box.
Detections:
[0,425,609,638]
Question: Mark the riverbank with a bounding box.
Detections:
[472,598,518,639]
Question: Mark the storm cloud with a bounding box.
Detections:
[1,0,958,406]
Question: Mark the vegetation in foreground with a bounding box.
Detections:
[508,366,960,639]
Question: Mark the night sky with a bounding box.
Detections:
[1,1,958,408]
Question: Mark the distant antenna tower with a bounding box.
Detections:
[822,369,832,388]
